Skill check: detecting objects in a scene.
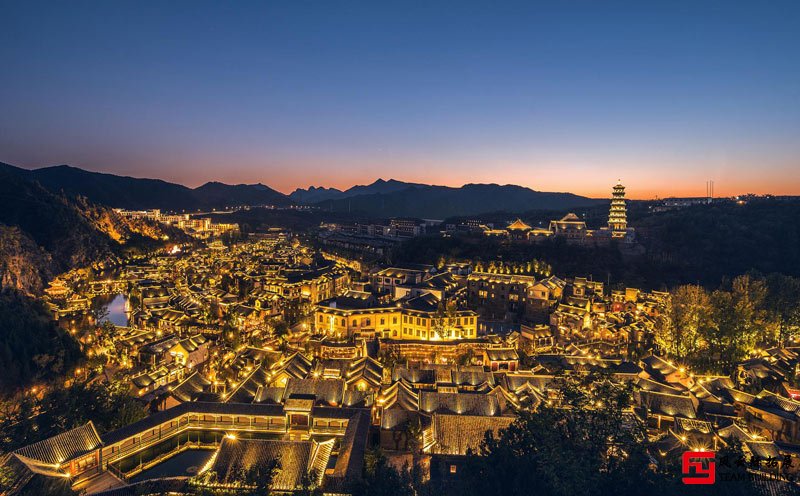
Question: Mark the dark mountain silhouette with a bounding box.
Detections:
[289,186,344,203]
[313,182,600,218]
[7,162,597,218]
[290,178,429,203]
[192,181,290,210]
[16,164,292,211]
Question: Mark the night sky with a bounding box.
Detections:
[2,1,799,198]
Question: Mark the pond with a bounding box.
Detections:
[130,449,213,482]
[98,293,129,327]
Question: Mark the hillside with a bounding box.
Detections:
[0,165,186,395]
[0,164,180,294]
[313,182,600,218]
[10,164,293,211]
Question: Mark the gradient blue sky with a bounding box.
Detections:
[1,1,799,198]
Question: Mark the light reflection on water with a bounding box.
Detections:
[103,294,129,327]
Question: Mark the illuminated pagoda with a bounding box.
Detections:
[608,181,627,237]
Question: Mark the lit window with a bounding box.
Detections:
[450,465,457,474]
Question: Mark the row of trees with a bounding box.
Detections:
[655,273,800,373]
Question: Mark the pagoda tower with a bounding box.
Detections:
[608,181,627,237]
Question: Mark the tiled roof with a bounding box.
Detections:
[419,391,501,416]
[14,422,102,465]
[392,366,436,385]
[484,348,519,362]
[283,378,345,406]
[429,414,514,455]
[381,381,420,411]
[637,391,697,419]
[171,371,214,402]
[209,437,334,491]
[326,410,371,490]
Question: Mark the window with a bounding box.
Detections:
[380,318,385,325]
[393,317,397,324]
[450,465,457,474]
[341,318,346,326]
[319,315,323,322]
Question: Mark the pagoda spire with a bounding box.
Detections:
[608,182,627,237]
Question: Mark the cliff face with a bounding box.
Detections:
[0,226,53,293]
[0,166,177,295]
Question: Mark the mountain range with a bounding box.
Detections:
[295,180,600,218]
[13,164,292,211]
[2,162,599,218]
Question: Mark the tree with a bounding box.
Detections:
[351,448,414,496]
[655,285,712,363]
[244,458,280,495]
[457,377,667,496]
[297,469,323,496]
[764,273,800,345]
[0,382,146,452]
[432,300,458,339]
[271,318,290,341]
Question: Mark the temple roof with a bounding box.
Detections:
[506,218,532,231]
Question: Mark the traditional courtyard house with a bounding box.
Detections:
[392,365,438,390]
[267,352,314,387]
[311,357,383,395]
[130,364,186,398]
[525,275,566,321]
[482,347,519,371]
[737,357,791,393]
[685,377,738,425]
[550,301,592,339]
[519,323,555,352]
[151,307,190,333]
[282,377,346,407]
[636,390,699,430]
